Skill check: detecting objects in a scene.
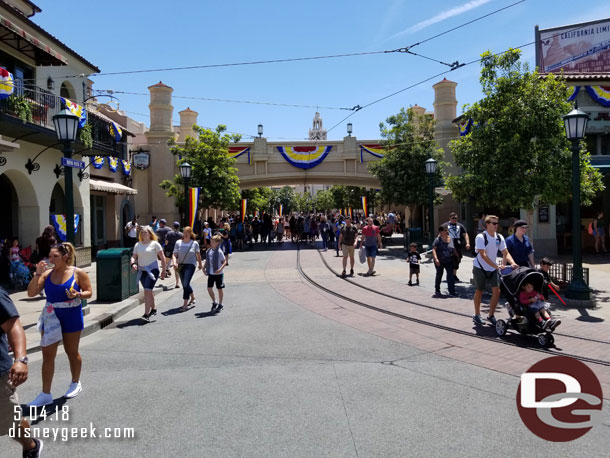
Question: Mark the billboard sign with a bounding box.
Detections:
[537,18,610,73]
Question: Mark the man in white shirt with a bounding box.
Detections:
[472,215,518,326]
[124,217,139,248]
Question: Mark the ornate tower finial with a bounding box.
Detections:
[308,112,327,141]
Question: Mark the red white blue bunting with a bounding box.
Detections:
[585,86,610,107]
[359,144,385,163]
[276,146,332,169]
[0,68,14,99]
[228,146,251,164]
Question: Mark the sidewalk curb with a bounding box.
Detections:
[25,287,168,354]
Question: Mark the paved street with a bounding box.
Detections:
[2,242,609,457]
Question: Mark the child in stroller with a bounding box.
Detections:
[496,266,559,347]
[518,281,560,331]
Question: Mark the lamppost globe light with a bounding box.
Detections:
[563,107,589,140]
[347,122,353,136]
[53,109,80,143]
[179,161,192,179]
[425,157,438,175]
[258,123,263,137]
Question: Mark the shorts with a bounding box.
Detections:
[164,248,173,259]
[593,228,605,237]
[365,246,378,258]
[342,244,355,257]
[0,373,19,436]
[140,268,160,291]
[528,300,547,312]
[54,305,85,333]
[409,264,420,274]
[473,266,499,290]
[207,273,224,289]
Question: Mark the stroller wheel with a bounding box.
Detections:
[546,333,555,346]
[495,319,507,336]
[537,334,548,347]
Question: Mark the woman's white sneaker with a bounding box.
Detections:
[64,381,82,399]
[28,392,53,407]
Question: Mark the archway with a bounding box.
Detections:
[60,81,76,100]
[0,174,18,240]
[50,179,85,245]
[119,198,135,247]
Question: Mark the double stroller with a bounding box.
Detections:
[496,267,557,347]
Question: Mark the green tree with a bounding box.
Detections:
[369,107,445,213]
[314,189,334,212]
[294,192,314,212]
[241,187,272,214]
[446,49,604,211]
[160,125,242,212]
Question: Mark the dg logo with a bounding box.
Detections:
[517,356,605,441]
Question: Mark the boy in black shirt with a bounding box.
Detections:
[407,243,421,286]
[538,257,560,300]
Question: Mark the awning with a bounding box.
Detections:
[0,13,68,66]
[89,179,137,195]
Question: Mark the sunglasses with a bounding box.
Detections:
[488,222,499,225]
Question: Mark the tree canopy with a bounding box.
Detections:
[446,49,604,211]
[160,125,242,212]
[369,107,445,210]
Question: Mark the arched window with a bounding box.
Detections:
[60,81,76,100]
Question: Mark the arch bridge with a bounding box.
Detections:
[230,137,383,189]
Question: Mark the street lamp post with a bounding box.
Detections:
[180,162,192,227]
[347,122,353,137]
[563,106,590,300]
[258,123,263,138]
[425,158,438,240]
[52,109,80,245]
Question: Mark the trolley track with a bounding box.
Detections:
[296,248,610,369]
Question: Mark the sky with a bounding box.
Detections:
[31,0,610,141]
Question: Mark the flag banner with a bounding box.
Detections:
[92,156,104,169]
[585,85,610,107]
[228,146,251,163]
[109,121,123,142]
[122,160,131,176]
[188,187,200,228]
[459,118,474,136]
[567,86,581,101]
[241,199,247,222]
[0,68,14,99]
[61,97,87,128]
[108,156,118,172]
[279,204,283,217]
[51,214,80,242]
[276,146,332,169]
[349,208,353,219]
[359,144,386,163]
[361,196,368,216]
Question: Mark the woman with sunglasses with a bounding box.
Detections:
[26,242,92,407]
[131,226,166,321]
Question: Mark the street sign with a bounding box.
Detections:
[61,157,86,169]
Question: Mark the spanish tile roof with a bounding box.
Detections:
[148,81,171,89]
[542,73,610,82]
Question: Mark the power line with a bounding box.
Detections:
[105,90,353,111]
[58,0,526,79]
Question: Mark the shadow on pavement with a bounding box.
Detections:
[575,308,605,323]
[115,318,149,329]
[195,311,217,318]
[21,397,69,425]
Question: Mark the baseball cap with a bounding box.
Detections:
[173,221,180,228]
[513,220,528,228]
[159,218,167,224]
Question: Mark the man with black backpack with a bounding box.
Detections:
[472,215,518,326]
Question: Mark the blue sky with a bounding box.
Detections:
[33,0,610,141]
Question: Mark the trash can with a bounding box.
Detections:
[96,248,138,302]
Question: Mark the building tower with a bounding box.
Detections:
[143,81,178,224]
[308,112,327,140]
[177,107,199,143]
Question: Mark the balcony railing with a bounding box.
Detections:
[0,84,124,155]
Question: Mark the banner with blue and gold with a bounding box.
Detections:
[359,144,385,163]
[109,121,122,142]
[585,86,610,107]
[108,156,118,172]
[228,146,251,163]
[92,156,104,169]
[51,214,80,242]
[60,97,87,128]
[567,86,581,102]
[276,146,332,169]
[0,68,14,99]
[122,160,131,176]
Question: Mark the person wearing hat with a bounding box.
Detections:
[156,219,172,277]
[505,219,534,268]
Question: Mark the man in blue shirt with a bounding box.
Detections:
[505,220,534,268]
